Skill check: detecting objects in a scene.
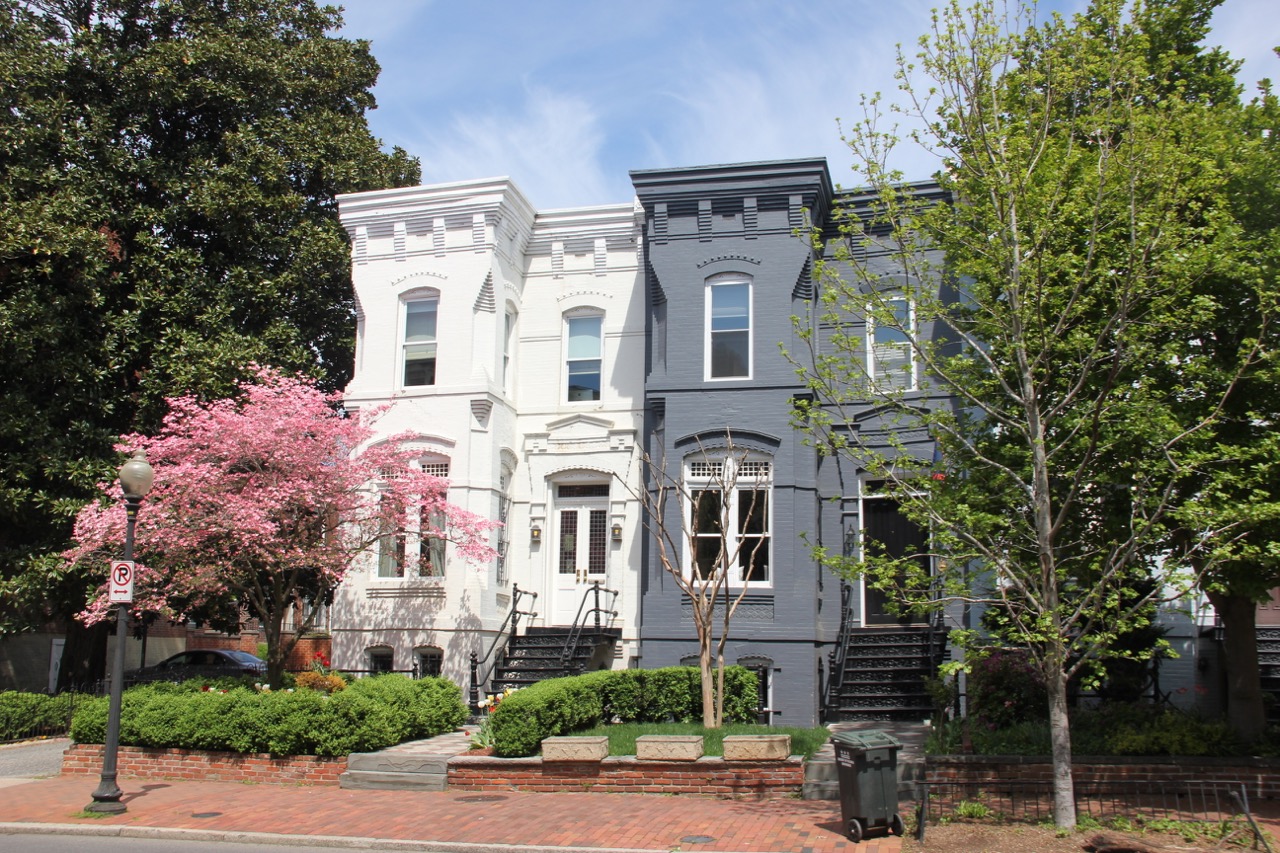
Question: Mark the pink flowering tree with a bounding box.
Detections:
[64,366,498,685]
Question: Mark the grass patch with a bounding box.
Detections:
[571,721,829,757]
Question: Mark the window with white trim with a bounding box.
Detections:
[403,297,438,387]
[415,646,443,678]
[869,293,915,390]
[686,456,771,585]
[503,310,516,394]
[377,458,450,578]
[566,314,603,402]
[706,277,751,379]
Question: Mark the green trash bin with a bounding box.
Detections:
[831,730,904,843]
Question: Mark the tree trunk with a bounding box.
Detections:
[57,619,109,691]
[1206,589,1266,742]
[700,639,716,728]
[1047,668,1077,829]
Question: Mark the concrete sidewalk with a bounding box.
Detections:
[0,773,900,853]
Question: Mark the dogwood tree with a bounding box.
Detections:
[64,367,498,684]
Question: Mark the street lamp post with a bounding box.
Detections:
[86,450,154,814]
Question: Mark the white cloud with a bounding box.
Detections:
[410,87,612,210]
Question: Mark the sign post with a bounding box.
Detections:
[109,560,134,604]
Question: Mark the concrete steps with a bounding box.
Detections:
[802,720,930,801]
[339,728,475,791]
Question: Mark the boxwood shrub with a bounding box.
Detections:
[488,666,758,757]
[70,674,467,757]
[0,691,80,741]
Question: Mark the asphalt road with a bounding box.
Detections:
[0,739,69,779]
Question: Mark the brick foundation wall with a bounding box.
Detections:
[927,755,1280,801]
[448,755,805,796]
[62,743,344,785]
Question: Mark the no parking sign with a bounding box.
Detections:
[109,560,134,603]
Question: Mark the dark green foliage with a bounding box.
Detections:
[70,675,465,757]
[0,691,80,741]
[967,650,1049,730]
[488,667,759,757]
[0,0,420,648]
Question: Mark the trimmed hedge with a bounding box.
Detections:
[488,666,759,757]
[0,691,79,741]
[71,674,467,757]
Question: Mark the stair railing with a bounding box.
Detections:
[823,580,854,723]
[558,581,619,671]
[469,584,538,712]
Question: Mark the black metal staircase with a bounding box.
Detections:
[824,582,947,722]
[1259,627,1280,723]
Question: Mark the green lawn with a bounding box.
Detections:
[571,722,830,757]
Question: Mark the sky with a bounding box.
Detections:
[337,0,1279,210]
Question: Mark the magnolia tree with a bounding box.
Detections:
[64,367,498,684]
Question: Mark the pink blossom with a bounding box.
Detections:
[65,366,500,677]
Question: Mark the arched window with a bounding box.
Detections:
[564,310,603,402]
[401,291,439,388]
[367,645,394,674]
[377,455,450,578]
[705,275,751,379]
[415,646,443,678]
[685,454,772,586]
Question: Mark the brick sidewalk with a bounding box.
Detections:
[0,774,902,853]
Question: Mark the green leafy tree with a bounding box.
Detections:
[793,0,1272,828]
[0,0,419,684]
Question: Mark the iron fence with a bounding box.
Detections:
[917,778,1272,850]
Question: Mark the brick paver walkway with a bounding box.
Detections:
[0,774,903,853]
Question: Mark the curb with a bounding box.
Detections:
[0,822,668,853]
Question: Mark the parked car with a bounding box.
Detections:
[126,649,267,684]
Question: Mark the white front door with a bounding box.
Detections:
[552,495,610,626]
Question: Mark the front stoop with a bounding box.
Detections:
[340,728,475,791]
[802,721,930,801]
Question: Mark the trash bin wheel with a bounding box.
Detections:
[890,813,905,837]
[847,818,863,843]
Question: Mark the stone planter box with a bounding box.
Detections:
[635,735,703,761]
[722,734,792,761]
[541,736,609,762]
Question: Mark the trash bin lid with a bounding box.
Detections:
[830,730,902,750]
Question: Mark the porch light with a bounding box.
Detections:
[611,523,622,541]
[530,522,541,542]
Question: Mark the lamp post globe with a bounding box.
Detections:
[86,449,154,814]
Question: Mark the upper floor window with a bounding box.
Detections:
[566,314,602,402]
[503,310,516,394]
[686,456,771,585]
[706,277,751,379]
[403,298,438,387]
[869,294,915,390]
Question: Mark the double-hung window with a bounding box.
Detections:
[566,315,602,402]
[686,457,771,585]
[403,298,438,387]
[706,277,751,379]
[869,294,915,390]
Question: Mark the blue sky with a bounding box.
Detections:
[338,0,1279,210]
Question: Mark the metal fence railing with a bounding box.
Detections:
[917,778,1272,850]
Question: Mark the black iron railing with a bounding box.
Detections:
[468,584,537,712]
[823,580,854,722]
[558,581,619,671]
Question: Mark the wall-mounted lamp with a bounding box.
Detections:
[611,523,623,541]
[530,523,542,543]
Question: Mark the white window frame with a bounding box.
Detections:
[704,275,753,381]
[564,311,604,403]
[683,456,772,588]
[503,309,517,395]
[401,293,439,389]
[867,292,916,391]
[376,457,450,580]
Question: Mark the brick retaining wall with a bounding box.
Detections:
[62,743,344,785]
[448,754,805,796]
[927,755,1280,801]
